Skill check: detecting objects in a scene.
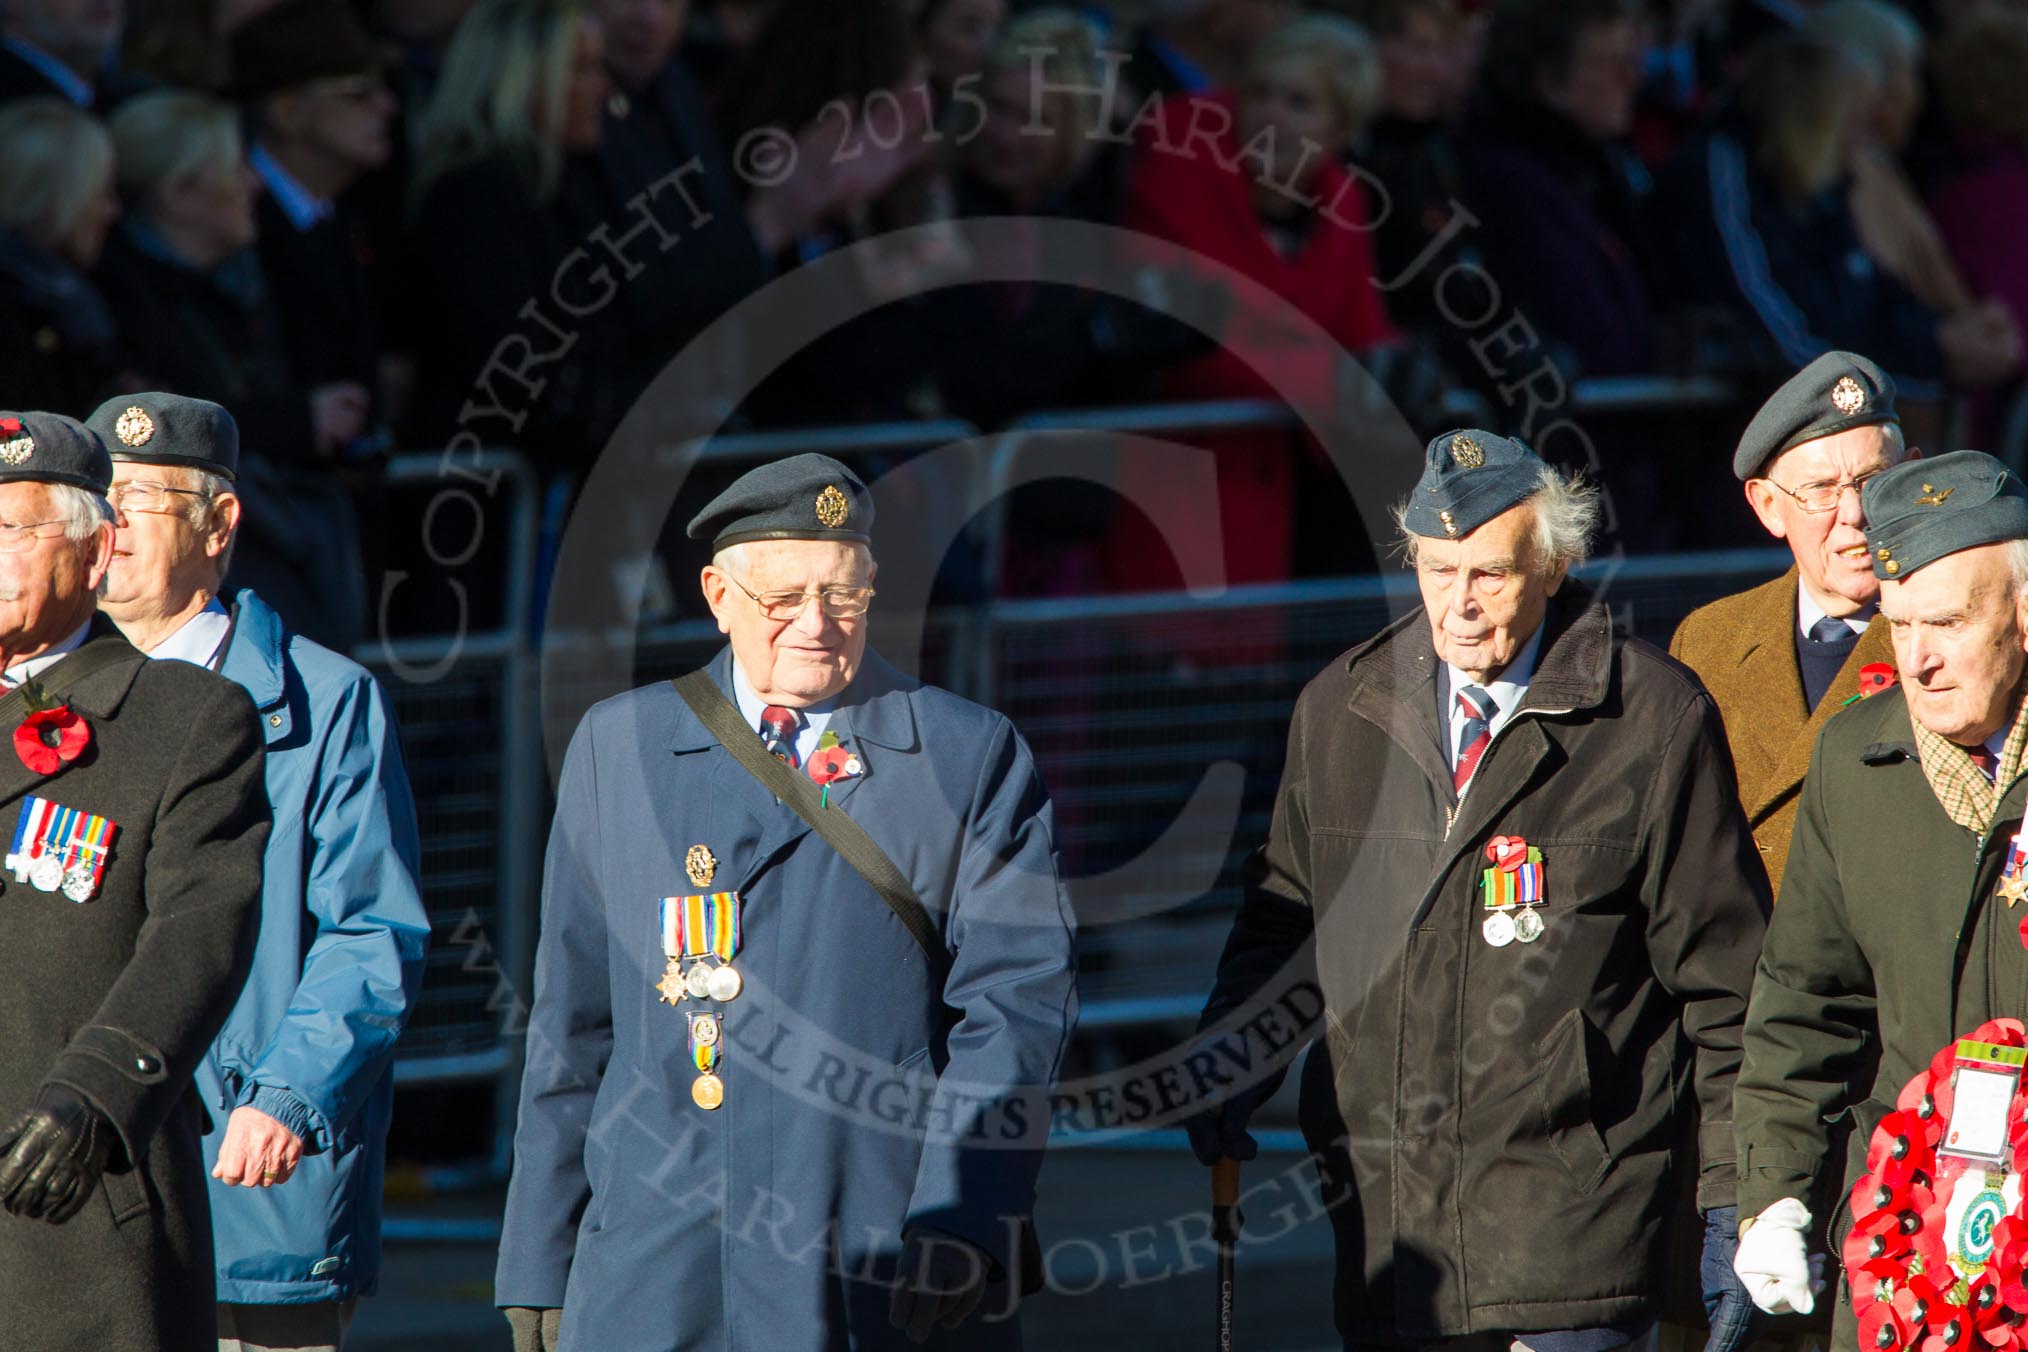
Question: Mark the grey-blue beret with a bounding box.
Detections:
[0,411,112,493]
[86,393,239,482]
[1734,351,1898,481]
[686,453,874,551]
[1399,429,1548,541]
[1862,450,2028,581]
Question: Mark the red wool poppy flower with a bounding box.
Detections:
[1861,663,1899,698]
[14,705,89,775]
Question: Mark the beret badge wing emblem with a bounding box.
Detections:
[815,484,850,528]
[1832,376,1866,416]
[1915,483,1954,507]
[1449,435,1485,469]
[114,406,155,447]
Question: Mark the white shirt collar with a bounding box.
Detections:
[2,37,92,107]
[3,619,92,686]
[1797,583,1874,641]
[1445,622,1546,758]
[144,598,231,668]
[249,142,332,232]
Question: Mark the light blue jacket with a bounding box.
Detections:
[191,589,430,1304]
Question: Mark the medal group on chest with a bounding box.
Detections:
[658,843,745,1111]
[1479,834,1546,948]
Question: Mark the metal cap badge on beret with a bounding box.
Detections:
[0,411,112,493]
[686,453,874,551]
[1399,429,1548,541]
[85,393,239,482]
[1733,351,1898,481]
[1861,451,2028,581]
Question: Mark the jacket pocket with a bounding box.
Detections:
[102,1161,154,1226]
[1533,1007,1611,1195]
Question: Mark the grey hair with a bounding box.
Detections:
[1392,465,1602,570]
[711,539,874,582]
[2008,538,2028,597]
[49,484,114,599]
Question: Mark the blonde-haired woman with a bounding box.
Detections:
[1662,31,2018,406]
[958,8,1114,216]
[1805,0,1973,316]
[96,87,373,648]
[405,0,618,461]
[0,97,122,415]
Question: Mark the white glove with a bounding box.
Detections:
[1732,1197,1817,1315]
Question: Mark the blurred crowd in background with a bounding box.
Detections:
[5,0,2028,647]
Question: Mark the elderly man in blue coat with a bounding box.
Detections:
[88,393,430,1352]
[496,454,1079,1351]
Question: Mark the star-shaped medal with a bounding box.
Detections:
[1999,874,2028,908]
[657,960,688,1005]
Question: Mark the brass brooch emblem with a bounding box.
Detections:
[815,485,849,528]
[685,844,716,888]
[1439,509,1458,537]
[1915,483,1954,507]
[1450,435,1484,469]
[1832,376,1865,415]
[114,406,155,447]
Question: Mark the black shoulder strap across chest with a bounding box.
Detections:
[671,669,949,976]
[0,637,142,728]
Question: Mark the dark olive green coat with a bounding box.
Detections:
[1734,683,2028,1351]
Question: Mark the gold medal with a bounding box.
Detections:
[656,958,687,1005]
[692,1073,725,1110]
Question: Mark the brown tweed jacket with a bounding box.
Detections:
[1670,568,1894,899]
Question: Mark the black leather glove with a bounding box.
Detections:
[888,1229,992,1344]
[504,1306,561,1352]
[0,1085,115,1224]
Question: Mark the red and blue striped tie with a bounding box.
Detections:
[1454,686,1494,792]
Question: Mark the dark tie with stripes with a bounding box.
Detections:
[1455,686,1495,791]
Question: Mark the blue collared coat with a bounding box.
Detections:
[496,649,1078,1351]
[192,589,430,1304]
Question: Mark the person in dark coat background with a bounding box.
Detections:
[0,0,123,108]
[0,98,125,417]
[1187,431,1768,1347]
[1460,0,1657,378]
[0,409,269,1352]
[96,88,371,652]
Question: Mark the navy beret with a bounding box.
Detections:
[85,393,239,482]
[687,454,874,551]
[1862,451,2028,581]
[0,411,112,493]
[1734,351,1898,481]
[1399,429,1548,541]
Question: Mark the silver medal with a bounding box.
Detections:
[60,867,94,902]
[1481,909,1516,948]
[707,964,743,1002]
[1514,908,1545,944]
[689,1012,720,1048]
[684,963,715,1000]
[30,854,64,893]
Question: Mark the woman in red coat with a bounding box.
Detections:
[1111,13,1400,593]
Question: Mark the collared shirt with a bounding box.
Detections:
[1443,623,1547,769]
[143,597,232,669]
[730,654,836,767]
[1,36,91,106]
[1912,692,2028,837]
[1797,585,1874,642]
[1,619,91,687]
[248,142,332,232]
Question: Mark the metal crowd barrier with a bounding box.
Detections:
[375,380,1779,1169]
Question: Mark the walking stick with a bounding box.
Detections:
[1212,1156,1243,1352]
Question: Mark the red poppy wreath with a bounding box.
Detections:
[1844,1019,2028,1352]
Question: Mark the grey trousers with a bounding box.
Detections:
[216,1300,357,1352]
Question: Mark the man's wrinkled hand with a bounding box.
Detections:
[888,1229,992,1344]
[0,1085,114,1223]
[212,1105,304,1188]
